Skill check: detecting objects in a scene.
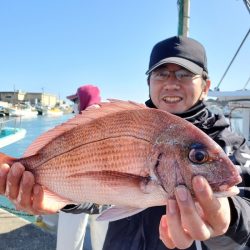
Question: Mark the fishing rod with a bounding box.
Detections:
[215,0,250,90]
[215,28,250,90]
[242,75,250,90]
[243,0,250,14]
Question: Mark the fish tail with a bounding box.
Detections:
[0,152,17,166]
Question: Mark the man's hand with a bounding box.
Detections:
[0,162,65,215]
[159,176,231,249]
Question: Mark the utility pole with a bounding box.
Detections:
[177,0,190,37]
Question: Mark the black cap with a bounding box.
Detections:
[146,36,208,75]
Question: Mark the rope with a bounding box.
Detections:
[0,204,34,217]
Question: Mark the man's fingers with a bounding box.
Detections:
[159,215,176,249]
[165,199,194,248]
[17,171,35,208]
[192,176,230,235]
[0,164,10,194]
[32,184,47,214]
[174,186,211,241]
[0,162,60,215]
[160,178,232,250]
[5,162,25,200]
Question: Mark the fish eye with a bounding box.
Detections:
[189,148,209,164]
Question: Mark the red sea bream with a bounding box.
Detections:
[0,100,242,219]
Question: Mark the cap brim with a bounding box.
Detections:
[146,57,203,75]
[66,93,78,101]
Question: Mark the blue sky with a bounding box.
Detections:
[0,0,249,103]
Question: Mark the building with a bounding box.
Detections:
[0,91,58,107]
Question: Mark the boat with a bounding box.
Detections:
[9,108,38,118]
[0,118,27,148]
[208,90,250,145]
[0,106,9,117]
[8,103,38,118]
[208,90,250,101]
[43,107,63,116]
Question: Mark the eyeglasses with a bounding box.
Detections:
[151,68,201,82]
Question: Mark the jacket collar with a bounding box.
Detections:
[145,98,230,138]
[145,98,206,119]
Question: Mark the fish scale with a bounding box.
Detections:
[33,137,155,205]
[0,99,242,219]
[23,109,166,171]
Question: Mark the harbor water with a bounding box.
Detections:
[0,114,73,222]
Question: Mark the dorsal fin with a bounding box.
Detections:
[23,99,146,157]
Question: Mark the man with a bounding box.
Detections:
[101,36,250,250]
[67,84,101,114]
[1,36,250,249]
[57,84,106,250]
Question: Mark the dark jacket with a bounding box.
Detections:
[63,100,250,250]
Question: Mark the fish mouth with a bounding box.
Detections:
[214,186,240,198]
[162,96,183,104]
[209,174,242,196]
[218,174,242,187]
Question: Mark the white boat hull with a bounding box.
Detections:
[0,127,27,148]
[9,109,38,118]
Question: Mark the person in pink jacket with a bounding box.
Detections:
[56,84,107,250]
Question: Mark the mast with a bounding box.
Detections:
[177,0,190,37]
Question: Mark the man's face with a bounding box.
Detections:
[149,63,210,114]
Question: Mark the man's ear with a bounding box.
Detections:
[147,76,151,98]
[201,79,211,99]
[147,76,150,86]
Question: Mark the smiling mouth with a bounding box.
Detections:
[162,96,182,103]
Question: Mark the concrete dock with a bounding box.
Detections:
[0,209,91,250]
[0,208,56,250]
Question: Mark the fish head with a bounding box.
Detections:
[151,123,242,198]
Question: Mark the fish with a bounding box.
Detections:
[0,99,242,221]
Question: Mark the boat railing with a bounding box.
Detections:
[0,116,23,131]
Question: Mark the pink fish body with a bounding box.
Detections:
[0,100,242,217]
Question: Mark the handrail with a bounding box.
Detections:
[0,117,22,131]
